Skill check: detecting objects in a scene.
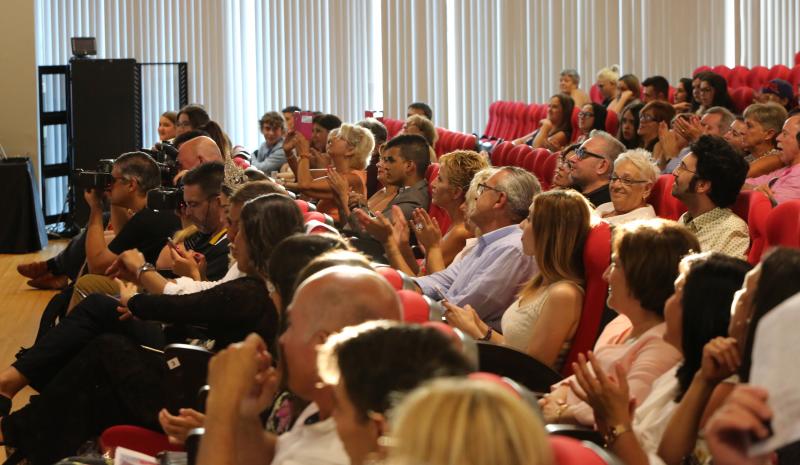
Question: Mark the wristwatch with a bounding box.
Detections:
[604,423,632,447]
[136,262,157,280]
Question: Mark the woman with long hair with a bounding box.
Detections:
[513,94,575,151]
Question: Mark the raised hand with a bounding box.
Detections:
[700,337,741,384]
[570,352,633,428]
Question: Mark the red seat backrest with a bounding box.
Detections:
[768,64,791,81]
[605,110,619,136]
[528,148,550,184]
[483,101,502,138]
[713,65,732,81]
[730,87,755,114]
[667,85,676,104]
[561,222,611,377]
[425,163,451,233]
[647,175,688,221]
[491,141,514,166]
[748,66,770,89]
[590,83,604,105]
[766,200,800,249]
[383,118,405,138]
[796,52,800,66]
[570,106,581,142]
[549,436,615,465]
[729,66,750,88]
[731,191,772,264]
[507,144,532,168]
[788,65,800,90]
[538,152,559,191]
[693,65,712,77]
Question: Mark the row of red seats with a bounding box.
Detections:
[692,64,800,91]
[380,117,478,158]
[482,102,620,142]
[489,142,558,190]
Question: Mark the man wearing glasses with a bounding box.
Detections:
[567,130,626,207]
[672,135,750,259]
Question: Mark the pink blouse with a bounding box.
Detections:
[554,315,683,426]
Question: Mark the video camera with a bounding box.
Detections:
[147,186,184,211]
[73,158,115,191]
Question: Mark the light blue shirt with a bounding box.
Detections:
[253,138,286,174]
[414,224,538,331]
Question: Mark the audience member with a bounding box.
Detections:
[724,115,748,153]
[696,72,736,114]
[281,105,302,132]
[386,378,554,465]
[638,100,676,169]
[252,111,287,174]
[673,107,736,146]
[618,102,645,149]
[552,144,578,189]
[756,78,796,111]
[740,103,789,186]
[157,111,178,142]
[642,75,670,104]
[567,130,627,207]
[407,101,433,120]
[176,103,211,137]
[513,94,574,151]
[197,266,402,465]
[286,113,343,169]
[608,73,642,115]
[745,113,800,204]
[559,68,591,107]
[576,103,608,144]
[317,321,473,465]
[596,65,621,107]
[672,135,750,258]
[540,218,697,426]
[358,118,389,197]
[176,135,224,174]
[673,77,695,113]
[413,166,540,330]
[402,114,439,159]
[595,149,659,224]
[445,189,591,371]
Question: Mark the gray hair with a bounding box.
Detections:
[704,106,736,134]
[561,69,581,85]
[496,166,542,222]
[589,129,626,166]
[614,149,660,184]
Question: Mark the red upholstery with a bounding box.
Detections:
[521,104,541,135]
[528,148,551,186]
[100,425,183,458]
[729,66,750,88]
[538,152,559,191]
[648,175,688,221]
[383,118,404,138]
[491,141,514,166]
[561,222,612,377]
[713,65,732,81]
[483,101,502,138]
[667,85,676,104]
[570,106,581,142]
[590,83,604,105]
[731,191,772,264]
[425,163,452,233]
[693,65,712,77]
[748,66,770,89]
[730,86,755,114]
[766,200,800,249]
[768,64,791,81]
[549,436,616,465]
[605,110,619,136]
[796,52,800,66]
[377,266,405,290]
[789,66,800,90]
[397,289,431,323]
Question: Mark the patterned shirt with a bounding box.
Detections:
[679,207,749,259]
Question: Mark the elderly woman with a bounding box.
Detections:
[540,219,698,427]
[595,149,658,224]
[285,123,374,221]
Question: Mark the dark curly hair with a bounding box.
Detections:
[240,194,304,279]
[690,135,748,208]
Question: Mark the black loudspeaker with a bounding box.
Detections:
[70,58,141,223]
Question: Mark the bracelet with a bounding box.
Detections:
[479,327,493,341]
[136,262,157,280]
[604,423,632,447]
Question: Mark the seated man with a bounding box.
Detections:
[560,69,591,107]
[745,113,800,205]
[407,101,433,120]
[413,166,540,331]
[672,135,750,258]
[175,135,225,182]
[641,75,670,104]
[198,266,403,465]
[252,111,287,174]
[318,321,474,465]
[567,130,626,207]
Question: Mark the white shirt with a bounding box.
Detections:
[271,403,349,465]
[595,203,657,226]
[162,262,245,295]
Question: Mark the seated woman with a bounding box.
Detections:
[157,111,177,143]
[403,114,439,150]
[617,102,645,149]
[741,102,788,176]
[608,74,643,115]
[512,94,575,151]
[285,123,375,221]
[552,144,579,189]
[386,378,554,465]
[571,252,750,465]
[638,101,676,170]
[444,189,591,372]
[540,218,698,427]
[381,151,489,276]
[0,194,305,465]
[560,69,591,108]
[672,77,695,113]
[695,72,736,115]
[575,103,607,144]
[176,103,211,137]
[595,149,658,225]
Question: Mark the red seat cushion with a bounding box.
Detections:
[648,175,687,221]
[549,436,612,465]
[589,84,604,105]
[731,191,772,264]
[100,425,183,458]
[605,110,619,136]
[693,65,712,77]
[730,87,755,114]
[766,200,800,249]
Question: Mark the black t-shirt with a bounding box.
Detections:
[183,229,231,281]
[108,208,181,264]
[583,184,611,208]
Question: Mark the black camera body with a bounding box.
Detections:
[148,187,184,211]
[73,158,115,191]
[143,143,180,187]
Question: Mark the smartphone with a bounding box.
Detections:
[293,111,315,141]
[433,285,448,302]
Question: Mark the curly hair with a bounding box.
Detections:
[690,135,749,208]
[437,150,489,193]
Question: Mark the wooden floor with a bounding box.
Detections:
[0,240,67,459]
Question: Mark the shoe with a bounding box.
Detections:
[16,261,49,279]
[26,273,69,290]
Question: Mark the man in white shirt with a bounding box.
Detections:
[198,266,402,465]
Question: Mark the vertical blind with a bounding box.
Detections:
[733,0,800,67]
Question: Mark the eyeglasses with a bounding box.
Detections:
[578,111,594,118]
[675,162,696,174]
[610,175,649,186]
[699,87,713,94]
[575,147,606,161]
[639,114,659,123]
[177,121,192,128]
[476,183,503,196]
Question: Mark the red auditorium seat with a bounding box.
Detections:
[712,65,732,81]
[748,66,770,89]
[509,102,528,139]
[528,148,551,186]
[590,83,604,105]
[560,222,611,377]
[647,175,687,221]
[570,106,581,142]
[538,151,559,191]
[693,65,712,77]
[605,110,619,136]
[100,425,183,458]
[522,103,541,135]
[730,87,755,114]
[482,101,502,139]
[789,65,800,90]
[425,163,452,233]
[507,144,532,168]
[796,51,800,66]
[383,117,404,138]
[729,66,750,88]
[667,85,676,104]
[766,200,800,249]
[549,436,622,465]
[733,191,773,264]
[490,141,514,166]
[768,64,791,81]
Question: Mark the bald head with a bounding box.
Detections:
[177,135,223,170]
[293,266,402,333]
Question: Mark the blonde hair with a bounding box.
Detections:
[386,378,553,465]
[330,123,375,170]
[596,65,620,82]
[521,189,591,297]
[614,148,660,183]
[406,114,439,148]
[437,150,490,194]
